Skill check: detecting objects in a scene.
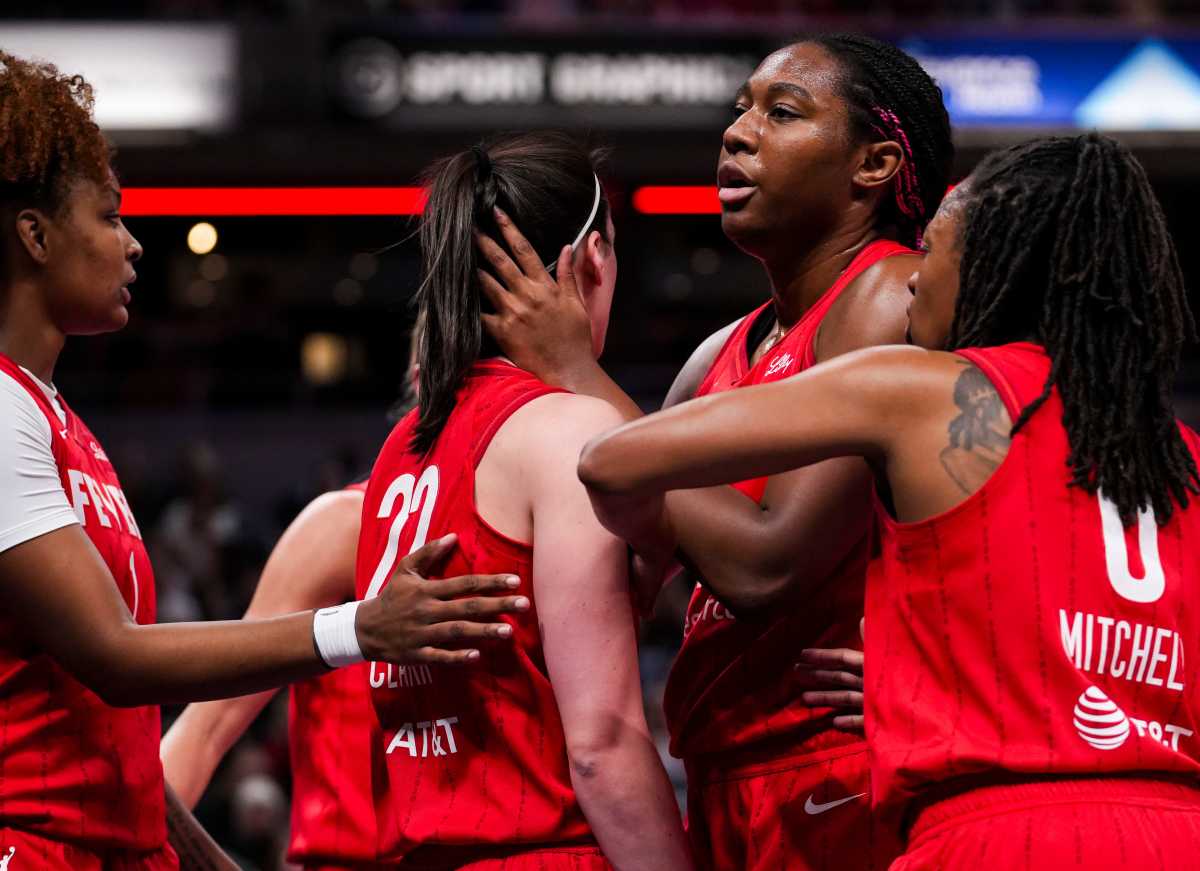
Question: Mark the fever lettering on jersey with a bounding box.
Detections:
[65,468,142,538]
[682,594,736,636]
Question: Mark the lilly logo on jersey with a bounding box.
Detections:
[1073,685,1131,750]
[763,352,794,378]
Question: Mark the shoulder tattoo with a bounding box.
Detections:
[938,362,1012,496]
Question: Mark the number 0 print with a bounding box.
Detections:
[1098,493,1165,604]
[365,466,441,599]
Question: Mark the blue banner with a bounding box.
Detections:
[899,35,1200,130]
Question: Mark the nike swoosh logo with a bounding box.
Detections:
[59,429,69,439]
[804,792,866,815]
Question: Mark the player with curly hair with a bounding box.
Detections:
[0,52,527,870]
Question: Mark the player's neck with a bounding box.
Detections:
[0,279,64,383]
[762,225,880,328]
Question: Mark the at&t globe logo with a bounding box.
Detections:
[1073,685,1131,750]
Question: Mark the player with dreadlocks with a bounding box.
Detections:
[577,132,1200,868]
[475,33,952,870]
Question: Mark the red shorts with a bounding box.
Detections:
[367,845,610,870]
[0,827,179,871]
[686,741,901,871]
[893,777,1200,870]
[454,847,610,869]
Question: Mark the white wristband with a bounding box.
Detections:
[313,601,365,668]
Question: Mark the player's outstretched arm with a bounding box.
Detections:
[0,526,528,708]
[161,488,363,807]
[520,394,693,871]
[578,346,933,535]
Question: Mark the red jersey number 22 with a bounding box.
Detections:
[365,466,441,599]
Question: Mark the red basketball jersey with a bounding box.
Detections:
[0,354,166,852]
[664,240,915,758]
[867,342,1200,812]
[286,481,376,867]
[355,361,598,864]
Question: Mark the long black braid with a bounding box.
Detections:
[948,133,1199,525]
[806,34,954,247]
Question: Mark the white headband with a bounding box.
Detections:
[545,173,602,273]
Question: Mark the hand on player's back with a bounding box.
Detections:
[354,533,530,665]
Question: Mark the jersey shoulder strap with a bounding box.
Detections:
[694,302,772,398]
[955,342,1052,421]
[465,362,571,466]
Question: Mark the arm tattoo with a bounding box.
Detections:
[939,363,1012,495]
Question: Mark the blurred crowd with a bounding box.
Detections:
[12,0,1197,21]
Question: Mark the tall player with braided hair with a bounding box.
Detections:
[478,34,952,870]
[0,52,529,870]
[578,132,1200,868]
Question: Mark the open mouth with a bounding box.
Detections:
[717,163,757,207]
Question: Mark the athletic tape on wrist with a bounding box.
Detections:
[313,601,365,668]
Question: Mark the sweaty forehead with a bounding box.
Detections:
[748,43,844,99]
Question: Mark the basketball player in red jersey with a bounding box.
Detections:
[162,336,425,870]
[357,132,692,869]
[162,482,375,870]
[578,133,1200,868]
[476,35,952,870]
[0,54,525,870]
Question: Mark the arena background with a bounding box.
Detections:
[5,3,1200,867]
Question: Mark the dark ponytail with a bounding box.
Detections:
[411,131,609,455]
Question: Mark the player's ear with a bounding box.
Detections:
[14,207,52,266]
[579,229,607,294]
[853,140,903,191]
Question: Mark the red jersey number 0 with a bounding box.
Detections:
[1098,492,1166,605]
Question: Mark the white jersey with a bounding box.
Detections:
[0,368,78,554]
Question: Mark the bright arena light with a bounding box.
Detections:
[187,222,218,255]
[302,333,349,385]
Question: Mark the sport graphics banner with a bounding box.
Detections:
[901,35,1200,130]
